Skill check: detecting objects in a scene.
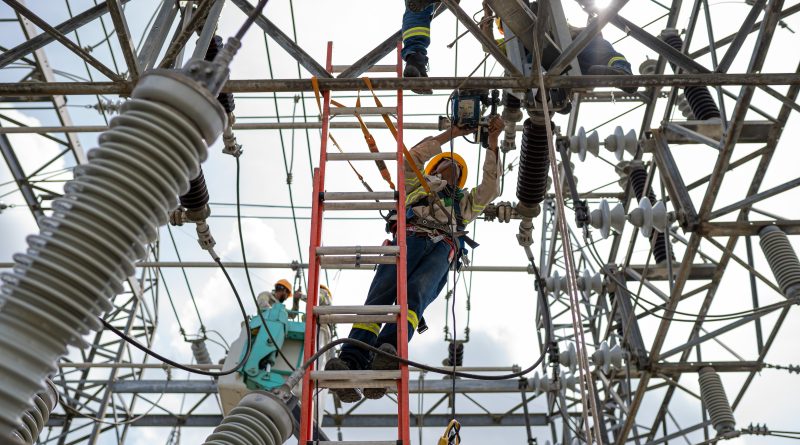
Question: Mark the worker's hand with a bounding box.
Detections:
[488,116,504,137]
[486,116,504,152]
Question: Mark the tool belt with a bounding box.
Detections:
[409,215,479,249]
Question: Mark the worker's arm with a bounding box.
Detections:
[461,116,504,222]
[404,126,473,193]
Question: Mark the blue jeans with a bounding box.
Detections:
[339,234,452,370]
[401,4,435,59]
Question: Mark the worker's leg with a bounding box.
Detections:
[374,238,451,348]
[578,35,636,93]
[578,35,632,74]
[402,3,436,94]
[338,236,428,370]
[402,3,434,59]
[362,237,450,399]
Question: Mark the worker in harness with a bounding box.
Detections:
[325,116,505,403]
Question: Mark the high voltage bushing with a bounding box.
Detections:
[0,40,229,439]
[191,339,213,365]
[759,226,800,299]
[516,117,551,217]
[443,341,464,367]
[207,36,236,114]
[181,169,211,211]
[698,367,737,437]
[660,29,721,121]
[628,166,670,264]
[201,391,293,445]
[13,380,57,445]
[500,92,523,153]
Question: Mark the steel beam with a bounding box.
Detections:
[441,0,522,76]
[716,0,767,73]
[111,378,539,394]
[0,128,43,220]
[137,0,179,70]
[157,0,211,69]
[106,0,141,79]
[709,177,800,220]
[1,73,799,96]
[49,413,550,428]
[230,0,331,78]
[0,0,131,69]
[5,0,122,81]
[650,129,699,231]
[15,2,86,164]
[610,268,649,368]
[610,15,709,74]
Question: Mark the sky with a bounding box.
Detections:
[1,0,800,444]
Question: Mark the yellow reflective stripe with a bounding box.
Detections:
[608,56,627,66]
[405,187,427,206]
[471,202,486,213]
[353,322,380,336]
[402,27,430,40]
[407,310,419,330]
[406,176,420,189]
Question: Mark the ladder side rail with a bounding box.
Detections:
[394,41,411,444]
[299,41,335,445]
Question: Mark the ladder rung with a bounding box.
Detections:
[317,245,399,255]
[324,191,396,201]
[324,202,397,211]
[314,305,401,316]
[311,370,401,388]
[315,442,399,445]
[330,106,396,116]
[330,64,398,73]
[327,152,398,161]
[318,314,397,324]
[318,256,397,265]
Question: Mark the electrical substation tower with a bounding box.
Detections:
[0,0,799,444]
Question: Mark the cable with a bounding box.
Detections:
[234,0,269,40]
[235,158,258,302]
[100,258,253,377]
[305,337,546,381]
[166,225,206,334]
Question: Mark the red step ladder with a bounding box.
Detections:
[299,42,411,445]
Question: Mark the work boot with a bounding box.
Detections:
[363,343,399,399]
[587,64,638,94]
[406,0,439,12]
[324,357,363,403]
[403,53,433,95]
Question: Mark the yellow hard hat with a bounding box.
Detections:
[274,279,292,297]
[495,18,504,35]
[425,152,468,189]
[319,284,332,297]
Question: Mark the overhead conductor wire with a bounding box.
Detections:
[530,20,603,444]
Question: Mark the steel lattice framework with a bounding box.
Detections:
[1,0,799,444]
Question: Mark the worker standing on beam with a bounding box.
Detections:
[403,0,637,95]
[325,116,506,403]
